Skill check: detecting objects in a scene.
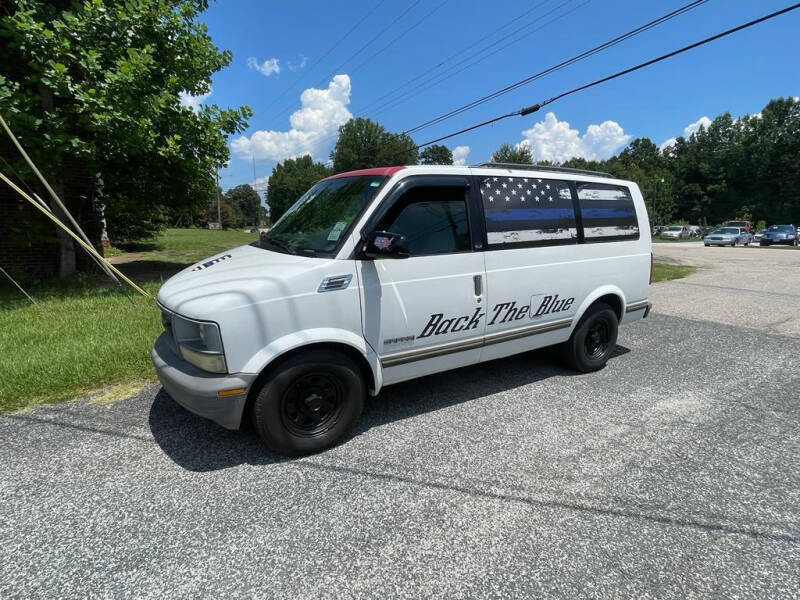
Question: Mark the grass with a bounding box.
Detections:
[652,262,697,282]
[113,227,258,265]
[1,228,258,414]
[0,278,162,413]
[653,237,700,243]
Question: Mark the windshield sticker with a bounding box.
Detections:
[327,221,348,241]
[370,181,380,187]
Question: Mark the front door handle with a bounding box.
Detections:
[473,274,483,297]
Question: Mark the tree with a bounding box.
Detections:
[0,0,251,271]
[266,156,330,222]
[225,184,261,227]
[419,144,453,165]
[491,143,533,164]
[330,117,418,173]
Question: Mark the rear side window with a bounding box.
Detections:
[479,176,577,247]
[576,183,639,241]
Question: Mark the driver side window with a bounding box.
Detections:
[378,186,471,256]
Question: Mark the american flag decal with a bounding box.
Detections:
[479,176,577,245]
[480,175,563,204]
[373,235,393,250]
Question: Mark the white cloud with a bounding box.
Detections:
[517,112,630,163]
[659,115,712,150]
[288,55,308,72]
[250,176,269,190]
[247,57,281,77]
[683,116,712,138]
[659,137,677,151]
[179,87,211,112]
[231,74,352,162]
[452,145,470,166]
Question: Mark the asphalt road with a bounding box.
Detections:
[2,248,799,599]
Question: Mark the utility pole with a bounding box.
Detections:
[252,154,259,227]
[215,168,222,228]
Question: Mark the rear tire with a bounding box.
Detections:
[252,349,364,456]
[560,302,619,373]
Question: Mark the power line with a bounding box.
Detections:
[415,2,800,149]
[404,0,708,135]
[260,0,388,114]
[354,0,557,114]
[349,0,450,76]
[366,0,587,119]
[266,0,422,129]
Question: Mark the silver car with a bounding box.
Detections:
[704,227,752,247]
[660,225,690,240]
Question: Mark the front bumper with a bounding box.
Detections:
[704,238,733,245]
[151,333,258,430]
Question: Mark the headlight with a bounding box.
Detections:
[169,313,227,374]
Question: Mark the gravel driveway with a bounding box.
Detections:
[1,246,798,599]
[652,242,800,334]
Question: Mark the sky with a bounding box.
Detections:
[184,0,800,193]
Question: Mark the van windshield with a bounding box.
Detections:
[257,175,387,256]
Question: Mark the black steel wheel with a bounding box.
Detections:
[252,349,364,456]
[560,302,619,373]
[280,372,345,438]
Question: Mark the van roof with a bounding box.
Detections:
[324,163,619,182]
[473,162,614,179]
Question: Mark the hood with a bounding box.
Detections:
[157,243,330,320]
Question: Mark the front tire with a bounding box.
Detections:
[252,349,364,456]
[560,302,619,373]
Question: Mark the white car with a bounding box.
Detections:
[153,164,652,455]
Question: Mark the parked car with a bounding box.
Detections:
[660,225,690,240]
[152,163,653,455]
[760,224,798,246]
[687,225,703,238]
[752,229,767,243]
[723,220,752,232]
[704,227,752,247]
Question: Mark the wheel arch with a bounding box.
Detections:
[240,329,381,429]
[572,286,625,328]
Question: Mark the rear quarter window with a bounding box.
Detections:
[576,182,639,242]
[479,176,577,247]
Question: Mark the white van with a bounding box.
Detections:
[152,163,652,455]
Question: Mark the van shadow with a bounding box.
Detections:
[149,345,630,472]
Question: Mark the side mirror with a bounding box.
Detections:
[361,230,408,259]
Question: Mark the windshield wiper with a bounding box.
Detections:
[263,236,296,255]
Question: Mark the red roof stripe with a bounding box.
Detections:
[322,166,406,180]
